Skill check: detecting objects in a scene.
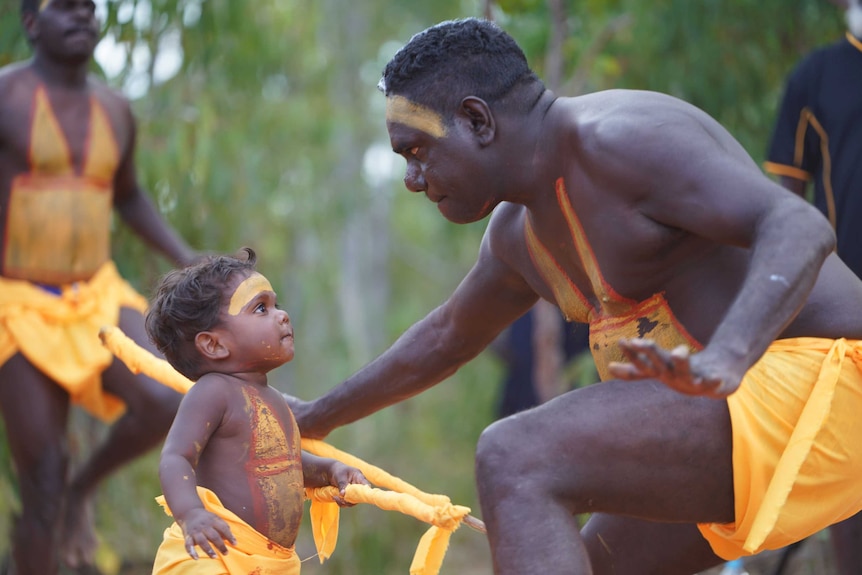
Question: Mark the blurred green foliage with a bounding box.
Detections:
[0,0,846,573]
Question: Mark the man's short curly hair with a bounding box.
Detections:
[21,0,41,15]
[145,248,258,381]
[379,18,544,121]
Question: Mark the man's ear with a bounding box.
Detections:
[459,96,495,146]
[195,331,230,360]
[21,12,39,43]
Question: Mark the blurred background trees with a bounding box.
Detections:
[0,0,845,573]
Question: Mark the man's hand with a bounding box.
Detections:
[608,338,742,398]
[282,393,329,439]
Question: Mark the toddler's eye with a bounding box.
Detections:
[255,302,266,313]
[409,147,420,156]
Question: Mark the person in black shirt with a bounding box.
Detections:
[765,1,862,572]
[765,0,862,279]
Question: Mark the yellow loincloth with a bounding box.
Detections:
[152,486,300,575]
[0,261,147,422]
[698,337,862,559]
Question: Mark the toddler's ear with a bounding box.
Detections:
[195,331,229,360]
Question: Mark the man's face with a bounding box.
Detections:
[26,0,100,64]
[386,94,499,224]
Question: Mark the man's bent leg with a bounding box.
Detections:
[61,308,182,568]
[829,511,862,575]
[475,379,734,575]
[0,354,71,575]
[583,514,724,575]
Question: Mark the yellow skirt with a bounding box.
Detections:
[152,487,301,575]
[699,338,862,559]
[0,261,147,421]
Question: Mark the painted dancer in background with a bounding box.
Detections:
[146,248,368,575]
[0,1,197,573]
[765,1,862,572]
[290,18,862,574]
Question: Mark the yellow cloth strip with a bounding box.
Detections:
[99,326,193,393]
[743,338,844,552]
[309,485,469,531]
[307,485,469,574]
[301,439,452,508]
[99,325,475,574]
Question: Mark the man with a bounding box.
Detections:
[0,1,196,573]
[764,0,862,571]
[290,18,862,575]
[765,0,862,279]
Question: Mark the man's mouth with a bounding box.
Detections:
[66,28,97,39]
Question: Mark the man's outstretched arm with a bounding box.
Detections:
[292,233,539,439]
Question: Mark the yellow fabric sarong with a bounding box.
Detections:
[0,261,147,421]
[152,486,300,575]
[699,337,862,559]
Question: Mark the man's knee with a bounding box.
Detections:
[476,416,540,492]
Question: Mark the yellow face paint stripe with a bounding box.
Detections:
[39,0,51,10]
[228,273,273,316]
[385,95,448,138]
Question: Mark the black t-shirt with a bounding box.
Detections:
[765,32,862,277]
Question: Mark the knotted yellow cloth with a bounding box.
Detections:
[99,325,481,575]
[698,337,862,559]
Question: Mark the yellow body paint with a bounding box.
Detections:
[39,0,51,10]
[385,95,447,138]
[228,273,273,316]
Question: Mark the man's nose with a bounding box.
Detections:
[403,163,426,193]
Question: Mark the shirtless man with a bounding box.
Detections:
[0,1,196,573]
[290,18,862,574]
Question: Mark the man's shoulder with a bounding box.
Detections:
[563,89,694,133]
[88,77,130,108]
[561,89,703,156]
[795,37,853,72]
[485,202,528,256]
[0,61,33,94]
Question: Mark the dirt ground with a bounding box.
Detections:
[55,532,838,575]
